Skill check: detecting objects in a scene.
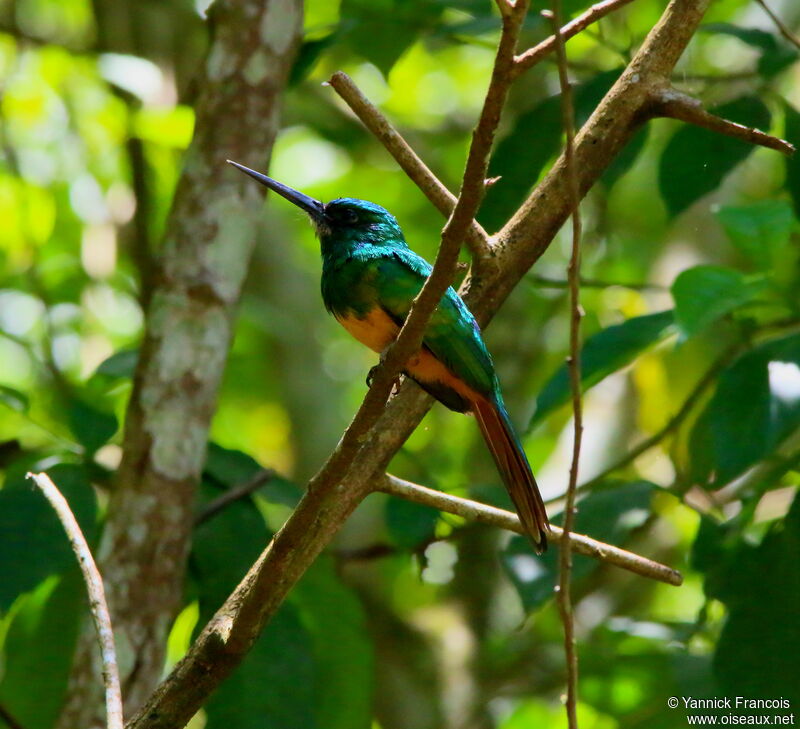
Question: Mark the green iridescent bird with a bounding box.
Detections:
[229,160,550,552]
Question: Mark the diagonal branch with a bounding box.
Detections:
[653,87,795,156]
[569,340,741,500]
[27,472,123,729]
[194,469,276,526]
[755,0,800,51]
[513,0,637,77]
[381,475,683,586]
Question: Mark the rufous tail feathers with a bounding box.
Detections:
[472,396,549,553]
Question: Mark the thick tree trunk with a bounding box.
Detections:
[55,1,303,726]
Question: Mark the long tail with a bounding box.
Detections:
[472,396,549,553]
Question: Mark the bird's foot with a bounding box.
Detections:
[366,364,380,388]
[366,362,402,396]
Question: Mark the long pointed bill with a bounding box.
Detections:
[227,160,325,220]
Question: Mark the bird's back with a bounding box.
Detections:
[322,244,499,407]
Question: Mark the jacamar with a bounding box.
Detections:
[228,160,550,552]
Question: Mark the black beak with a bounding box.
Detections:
[227,160,325,221]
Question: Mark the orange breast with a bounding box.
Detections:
[337,308,480,403]
[406,348,479,401]
[336,308,399,354]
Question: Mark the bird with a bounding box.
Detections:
[228,159,550,552]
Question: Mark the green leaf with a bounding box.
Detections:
[701,23,798,78]
[67,398,118,453]
[671,265,765,338]
[192,482,372,729]
[339,0,442,75]
[603,126,648,189]
[192,483,316,729]
[0,571,85,729]
[0,464,97,609]
[292,557,374,729]
[531,310,674,426]
[702,23,778,52]
[94,349,139,378]
[0,385,29,412]
[715,200,795,269]
[659,96,771,216]
[204,605,319,729]
[690,332,800,484]
[709,492,800,705]
[191,481,271,613]
[785,102,800,219]
[502,481,656,611]
[204,443,300,508]
[482,70,625,232]
[481,95,563,232]
[290,35,336,87]
[385,496,440,549]
[134,106,195,149]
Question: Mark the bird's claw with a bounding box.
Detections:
[366,365,380,388]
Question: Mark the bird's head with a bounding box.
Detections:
[228,160,405,249]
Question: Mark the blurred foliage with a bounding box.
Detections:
[1,0,800,727]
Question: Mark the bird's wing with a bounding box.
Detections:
[373,249,498,398]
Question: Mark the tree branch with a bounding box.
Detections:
[568,339,742,501]
[545,4,583,725]
[380,475,682,586]
[127,2,710,725]
[756,0,800,51]
[327,71,492,263]
[194,469,276,526]
[513,0,637,77]
[653,87,795,156]
[27,472,123,729]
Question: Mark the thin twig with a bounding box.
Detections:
[513,0,637,77]
[529,273,666,291]
[653,87,795,156]
[195,469,276,526]
[327,72,492,263]
[755,0,800,51]
[547,318,800,505]
[380,475,683,586]
[715,437,800,506]
[546,5,582,727]
[565,340,742,501]
[26,472,123,729]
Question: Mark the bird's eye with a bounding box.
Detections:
[343,209,359,224]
